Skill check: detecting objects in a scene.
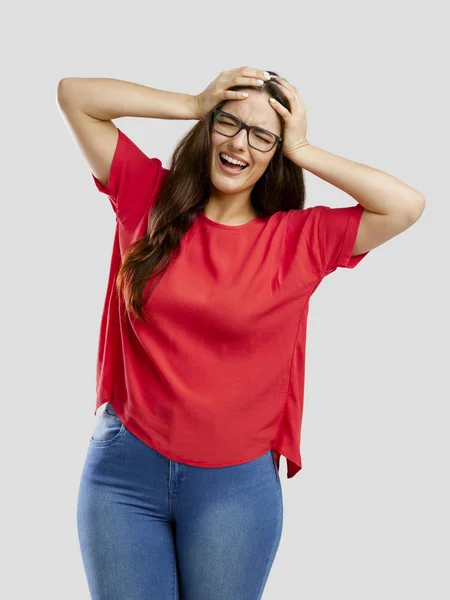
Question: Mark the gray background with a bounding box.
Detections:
[2,0,448,598]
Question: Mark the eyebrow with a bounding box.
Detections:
[221,111,279,138]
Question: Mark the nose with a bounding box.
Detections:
[230,128,248,150]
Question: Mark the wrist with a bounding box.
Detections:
[189,94,200,120]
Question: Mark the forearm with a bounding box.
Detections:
[287,144,425,217]
[57,77,198,121]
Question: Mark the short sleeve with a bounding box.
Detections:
[91,128,167,229]
[288,203,369,280]
[309,203,369,276]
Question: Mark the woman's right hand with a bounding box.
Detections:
[193,66,272,120]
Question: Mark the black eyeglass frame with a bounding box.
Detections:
[211,108,282,153]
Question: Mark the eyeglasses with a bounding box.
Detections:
[212,109,282,153]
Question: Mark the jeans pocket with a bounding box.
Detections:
[90,402,126,446]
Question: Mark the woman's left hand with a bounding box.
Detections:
[269,76,309,157]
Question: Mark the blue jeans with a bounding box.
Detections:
[77,402,283,600]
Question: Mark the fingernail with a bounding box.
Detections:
[263,71,271,80]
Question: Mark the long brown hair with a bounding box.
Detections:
[116,71,307,323]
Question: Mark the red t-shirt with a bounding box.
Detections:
[91,127,369,479]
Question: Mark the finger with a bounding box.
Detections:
[233,76,268,88]
[271,77,295,99]
[223,90,249,100]
[237,66,271,81]
[272,77,298,98]
[272,77,304,107]
[269,97,291,118]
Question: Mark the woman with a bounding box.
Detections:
[57,66,425,600]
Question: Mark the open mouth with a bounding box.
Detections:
[218,153,249,174]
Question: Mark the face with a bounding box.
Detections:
[209,90,281,197]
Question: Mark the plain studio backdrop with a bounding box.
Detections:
[1,0,448,598]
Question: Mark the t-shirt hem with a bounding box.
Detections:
[95,404,303,479]
[272,446,303,479]
[110,405,278,468]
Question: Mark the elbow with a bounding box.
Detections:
[57,78,77,106]
[410,195,426,221]
[57,78,69,105]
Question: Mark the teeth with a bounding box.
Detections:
[220,153,248,167]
